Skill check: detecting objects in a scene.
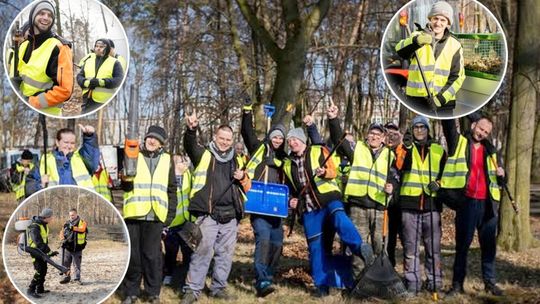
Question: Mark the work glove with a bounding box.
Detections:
[403,131,413,149]
[98,79,106,87]
[48,251,59,257]
[429,93,446,108]
[427,180,440,192]
[496,175,507,186]
[89,78,100,89]
[415,32,433,46]
[242,96,253,111]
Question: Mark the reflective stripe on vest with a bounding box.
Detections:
[92,169,112,201]
[27,223,48,248]
[441,135,500,201]
[396,32,465,103]
[82,55,118,103]
[170,170,195,227]
[190,150,247,202]
[344,143,394,205]
[282,146,341,195]
[76,220,87,245]
[14,163,34,200]
[123,153,171,222]
[18,38,58,97]
[40,152,95,189]
[246,144,282,180]
[400,144,444,197]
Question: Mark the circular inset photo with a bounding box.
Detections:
[3,0,129,118]
[2,185,130,303]
[381,0,508,118]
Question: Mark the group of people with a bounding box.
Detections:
[7,0,125,115]
[24,207,88,298]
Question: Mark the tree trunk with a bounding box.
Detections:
[498,0,539,251]
[531,110,540,183]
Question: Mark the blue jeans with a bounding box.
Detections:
[452,198,498,285]
[302,200,363,289]
[251,215,283,288]
[164,226,193,289]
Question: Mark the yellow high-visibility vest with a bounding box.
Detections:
[170,170,196,227]
[345,142,395,205]
[123,153,171,222]
[82,55,118,103]
[92,168,112,201]
[441,135,501,201]
[396,31,465,104]
[400,144,444,197]
[245,144,282,180]
[27,222,48,248]
[40,152,94,189]
[14,163,34,200]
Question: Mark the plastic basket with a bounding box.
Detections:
[245,181,289,218]
[455,33,505,80]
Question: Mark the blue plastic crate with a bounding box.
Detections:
[245,181,289,218]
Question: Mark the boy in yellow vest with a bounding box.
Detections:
[77,38,123,113]
[395,1,465,116]
[10,149,35,203]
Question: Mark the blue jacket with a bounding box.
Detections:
[25,133,99,196]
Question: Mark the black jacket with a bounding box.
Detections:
[184,128,245,218]
[27,216,51,255]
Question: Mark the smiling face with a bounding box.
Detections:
[287,137,306,155]
[271,135,284,150]
[214,128,234,152]
[144,136,162,152]
[429,15,449,38]
[33,9,53,34]
[367,129,385,149]
[56,132,76,156]
[471,118,493,142]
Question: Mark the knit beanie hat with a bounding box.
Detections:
[145,125,167,144]
[411,115,430,130]
[286,127,307,144]
[30,1,55,31]
[268,124,286,140]
[21,150,33,160]
[40,208,53,218]
[428,1,454,25]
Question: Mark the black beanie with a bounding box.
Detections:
[21,150,33,160]
[145,126,167,144]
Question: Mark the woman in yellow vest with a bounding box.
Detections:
[441,113,506,296]
[121,125,177,304]
[13,1,73,116]
[395,1,465,117]
[25,125,99,197]
[59,208,87,285]
[327,104,398,279]
[76,38,123,113]
[26,208,59,298]
[399,116,447,295]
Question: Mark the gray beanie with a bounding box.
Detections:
[40,208,53,218]
[428,1,454,25]
[31,1,55,30]
[145,125,167,144]
[412,115,430,130]
[286,127,307,144]
[268,124,285,140]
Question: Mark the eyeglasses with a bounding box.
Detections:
[413,125,427,130]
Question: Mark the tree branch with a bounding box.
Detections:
[304,0,331,37]
[235,0,281,61]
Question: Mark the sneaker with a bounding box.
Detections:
[210,289,237,300]
[485,281,503,296]
[121,296,138,304]
[256,281,276,298]
[36,289,50,294]
[360,243,374,266]
[73,279,83,285]
[59,276,71,284]
[446,282,465,297]
[180,292,197,304]
[162,275,172,286]
[27,289,42,298]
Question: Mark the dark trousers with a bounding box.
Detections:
[122,220,163,297]
[251,215,283,289]
[387,204,402,267]
[452,198,498,285]
[29,256,47,292]
[163,225,192,289]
